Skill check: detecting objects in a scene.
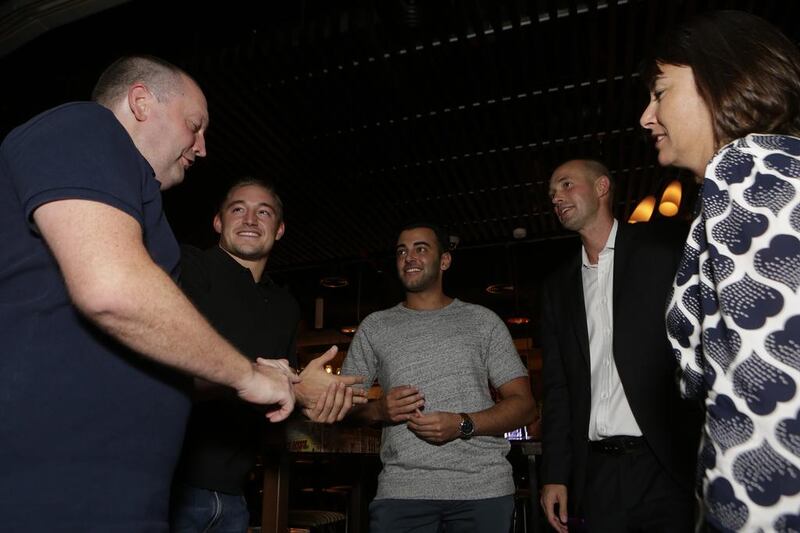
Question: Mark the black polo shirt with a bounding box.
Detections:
[174,245,301,494]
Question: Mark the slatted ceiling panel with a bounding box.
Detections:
[4,0,800,277]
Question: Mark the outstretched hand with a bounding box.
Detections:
[302,381,359,423]
[255,358,300,382]
[235,362,297,422]
[294,346,367,410]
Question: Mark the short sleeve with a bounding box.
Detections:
[342,317,379,385]
[2,103,152,229]
[485,313,528,388]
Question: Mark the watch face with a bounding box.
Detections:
[460,415,474,437]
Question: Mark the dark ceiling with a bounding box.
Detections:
[2,0,799,333]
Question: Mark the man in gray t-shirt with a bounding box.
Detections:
[343,222,535,533]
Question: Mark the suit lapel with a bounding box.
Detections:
[612,223,633,367]
[612,224,629,309]
[565,254,591,367]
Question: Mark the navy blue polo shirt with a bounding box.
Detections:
[0,102,190,532]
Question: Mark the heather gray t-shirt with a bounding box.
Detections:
[343,298,528,500]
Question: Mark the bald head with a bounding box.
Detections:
[549,159,614,233]
[579,160,612,185]
[553,159,612,191]
[92,55,189,108]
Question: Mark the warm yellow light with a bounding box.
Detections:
[658,180,682,217]
[325,365,333,374]
[628,195,656,224]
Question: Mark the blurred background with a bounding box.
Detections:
[2,0,798,377]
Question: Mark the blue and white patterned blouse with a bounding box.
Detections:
[667,134,800,532]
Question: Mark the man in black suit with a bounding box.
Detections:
[539,159,700,532]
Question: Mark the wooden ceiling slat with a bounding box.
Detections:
[3,0,800,269]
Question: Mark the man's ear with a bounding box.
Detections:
[595,175,611,197]
[440,251,452,271]
[128,83,154,122]
[213,213,222,235]
[275,221,286,241]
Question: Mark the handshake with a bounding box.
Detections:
[235,345,367,423]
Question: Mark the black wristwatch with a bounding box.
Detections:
[458,413,475,439]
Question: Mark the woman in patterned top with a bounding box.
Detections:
[639,10,800,532]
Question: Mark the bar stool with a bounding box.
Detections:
[513,487,531,532]
[321,485,353,532]
[288,509,346,532]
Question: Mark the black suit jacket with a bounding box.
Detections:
[539,221,701,515]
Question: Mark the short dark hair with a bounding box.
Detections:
[397,221,451,255]
[91,55,189,106]
[219,178,284,224]
[642,10,800,145]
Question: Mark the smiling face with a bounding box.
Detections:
[640,63,716,178]
[140,74,209,190]
[395,227,451,294]
[549,160,608,233]
[214,184,285,263]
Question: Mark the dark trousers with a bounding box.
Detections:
[369,495,514,533]
[169,483,249,533]
[581,444,694,533]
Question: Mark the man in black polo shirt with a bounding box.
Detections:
[171,178,363,532]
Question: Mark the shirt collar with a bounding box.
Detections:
[210,245,273,286]
[581,219,618,267]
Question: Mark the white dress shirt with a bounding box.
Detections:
[582,219,642,440]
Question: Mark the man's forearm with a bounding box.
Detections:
[35,199,254,391]
[86,259,254,389]
[405,377,535,444]
[470,392,536,436]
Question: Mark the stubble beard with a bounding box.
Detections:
[401,267,439,293]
